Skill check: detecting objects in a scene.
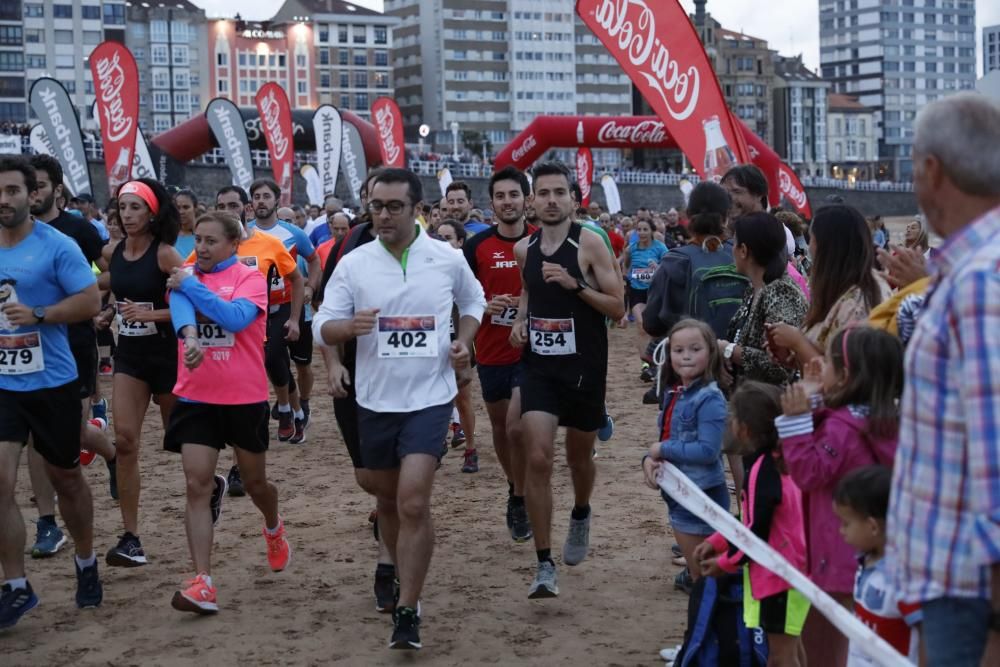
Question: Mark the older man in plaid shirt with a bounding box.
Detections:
[887,93,1000,666]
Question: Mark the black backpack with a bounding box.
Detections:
[671,244,747,339]
[675,573,768,667]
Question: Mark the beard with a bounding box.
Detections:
[30,191,55,216]
[0,203,29,228]
[255,204,276,221]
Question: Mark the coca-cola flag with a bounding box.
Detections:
[312,105,342,198]
[736,115,812,218]
[575,148,594,207]
[576,0,750,180]
[371,97,405,168]
[28,79,92,197]
[206,97,255,193]
[255,83,295,206]
[89,41,139,194]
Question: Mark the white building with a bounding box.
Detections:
[985,24,1000,74]
[772,55,829,179]
[827,93,878,183]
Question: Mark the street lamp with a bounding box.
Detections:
[450,121,459,161]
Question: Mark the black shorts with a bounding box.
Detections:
[333,379,363,468]
[628,285,649,308]
[357,402,452,470]
[288,310,314,366]
[0,382,83,468]
[265,304,293,389]
[477,363,522,404]
[520,367,605,432]
[164,401,270,454]
[71,342,98,400]
[114,349,177,395]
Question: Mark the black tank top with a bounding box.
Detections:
[110,240,174,353]
[523,223,608,382]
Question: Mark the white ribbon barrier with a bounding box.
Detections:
[657,462,909,667]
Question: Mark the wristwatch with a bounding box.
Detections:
[724,342,736,361]
[574,279,588,294]
[32,306,46,324]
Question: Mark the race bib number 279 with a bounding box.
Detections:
[0,332,45,374]
[377,315,438,358]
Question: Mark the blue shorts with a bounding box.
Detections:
[357,402,452,470]
[661,483,730,536]
[477,363,522,404]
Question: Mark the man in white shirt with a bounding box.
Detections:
[314,168,485,651]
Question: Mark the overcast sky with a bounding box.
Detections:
[191,0,1000,76]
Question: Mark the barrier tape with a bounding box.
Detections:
[657,462,909,667]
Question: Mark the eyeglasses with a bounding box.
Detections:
[367,200,409,215]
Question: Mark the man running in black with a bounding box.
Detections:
[510,162,625,598]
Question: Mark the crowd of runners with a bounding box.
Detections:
[0,93,998,666]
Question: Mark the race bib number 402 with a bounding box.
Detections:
[377,315,438,358]
[529,317,576,356]
[0,332,45,374]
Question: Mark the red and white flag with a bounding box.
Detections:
[575,148,594,207]
[371,97,405,168]
[737,115,812,218]
[255,83,295,206]
[89,42,139,193]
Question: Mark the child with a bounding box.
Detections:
[775,326,904,667]
[642,319,729,593]
[696,381,810,667]
[833,466,921,666]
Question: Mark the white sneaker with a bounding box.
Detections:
[659,645,682,661]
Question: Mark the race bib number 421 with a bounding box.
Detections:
[529,317,576,356]
[0,332,45,374]
[377,315,438,358]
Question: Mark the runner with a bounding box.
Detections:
[0,155,104,628]
[101,178,183,567]
[315,168,486,649]
[621,219,668,382]
[173,189,198,259]
[315,212,351,268]
[247,179,318,444]
[510,161,625,598]
[463,165,536,541]
[445,181,488,235]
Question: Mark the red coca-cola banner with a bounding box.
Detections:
[255,83,294,206]
[736,115,812,218]
[371,97,405,168]
[89,42,139,193]
[576,0,751,180]
[576,148,594,206]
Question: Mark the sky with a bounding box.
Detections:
[191,0,1000,76]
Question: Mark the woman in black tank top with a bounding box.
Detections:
[100,178,183,567]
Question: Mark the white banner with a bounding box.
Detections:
[312,105,342,199]
[437,167,453,199]
[300,164,324,207]
[601,174,622,214]
[657,463,909,667]
[0,134,21,155]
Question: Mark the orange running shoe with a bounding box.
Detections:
[263,519,291,572]
[80,418,108,466]
[171,573,217,614]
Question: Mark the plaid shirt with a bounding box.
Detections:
[887,205,1000,602]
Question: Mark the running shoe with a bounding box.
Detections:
[75,560,103,608]
[461,448,479,473]
[671,543,683,558]
[300,398,310,429]
[597,414,615,442]
[106,455,119,501]
[80,418,108,466]
[0,582,39,629]
[510,502,533,543]
[506,495,514,532]
[98,360,113,376]
[31,519,67,558]
[374,563,396,613]
[563,513,591,566]
[390,606,422,650]
[277,410,294,441]
[270,402,280,420]
[290,417,307,444]
[450,423,466,448]
[227,465,245,497]
[528,560,559,599]
[210,474,227,526]
[171,573,218,615]
[105,532,147,567]
[642,386,659,405]
[640,363,656,383]
[263,520,291,572]
[674,569,694,595]
[91,397,108,422]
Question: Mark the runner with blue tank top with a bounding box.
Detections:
[621,219,668,381]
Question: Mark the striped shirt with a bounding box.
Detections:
[886,204,1000,602]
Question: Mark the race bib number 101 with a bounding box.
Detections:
[529,317,576,356]
[377,316,438,358]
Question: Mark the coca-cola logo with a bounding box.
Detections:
[778,168,807,208]
[94,51,133,143]
[374,105,401,165]
[258,90,289,160]
[512,135,537,162]
[576,151,592,201]
[597,119,666,144]
[592,0,701,121]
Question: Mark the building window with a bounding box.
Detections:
[0,102,26,123]
[54,29,74,44]
[338,49,349,65]
[296,54,306,67]
[355,93,368,109]
[173,71,189,89]
[154,117,171,133]
[0,52,23,72]
[103,4,125,24]
[172,45,189,66]
[152,70,169,88]
[59,79,76,94]
[353,52,367,66]
[320,72,331,88]
[319,25,329,42]
[153,92,171,112]
[53,4,73,18]
[83,30,102,44]
[339,72,349,87]
[338,25,348,43]
[319,49,329,65]
[217,52,228,67]
[374,26,387,44]
[171,21,189,42]
[24,4,44,17]
[353,25,366,43]
[374,50,388,67]
[340,94,350,109]
[81,5,100,20]
[24,29,40,43]
[217,79,228,93]
[26,54,45,68]
[150,20,168,42]
[354,71,367,87]
[297,81,306,94]
[374,72,389,89]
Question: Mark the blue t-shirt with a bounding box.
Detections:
[309,224,331,247]
[0,221,97,390]
[249,219,316,262]
[173,233,196,260]
[464,220,490,235]
[627,240,668,290]
[296,255,312,322]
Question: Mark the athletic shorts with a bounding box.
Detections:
[477,362,522,404]
[164,401,270,454]
[744,581,811,637]
[0,382,82,469]
[519,367,605,432]
[357,402,452,470]
[71,342,98,400]
[288,310,314,366]
[265,304,293,389]
[661,483,730,536]
[114,349,177,396]
[628,286,649,308]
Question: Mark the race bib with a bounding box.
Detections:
[269,272,285,293]
[529,317,576,356]
[116,302,157,337]
[196,322,235,348]
[632,266,656,284]
[377,315,438,358]
[239,256,259,270]
[490,305,519,327]
[0,332,45,374]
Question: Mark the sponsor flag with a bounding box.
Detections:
[575,148,594,207]
[371,97,405,168]
[340,121,368,207]
[600,174,622,214]
[28,78,92,196]
[312,105,342,198]
[437,167,453,198]
[300,165,324,206]
[206,97,255,193]
[736,115,812,217]
[255,83,295,206]
[89,41,140,194]
[576,0,751,180]
[92,100,155,181]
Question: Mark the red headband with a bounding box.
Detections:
[119,181,160,215]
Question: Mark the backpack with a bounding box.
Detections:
[672,244,748,338]
[675,573,769,667]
